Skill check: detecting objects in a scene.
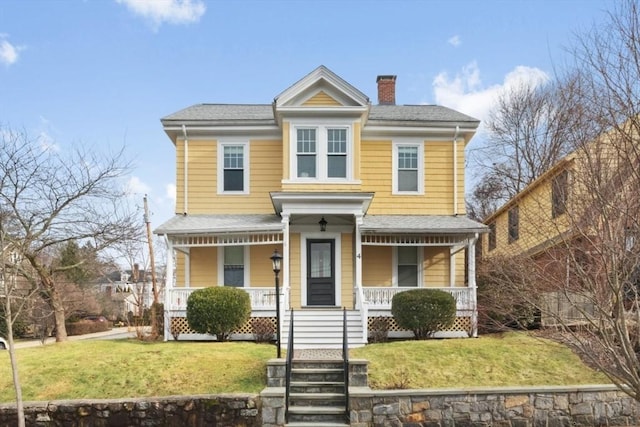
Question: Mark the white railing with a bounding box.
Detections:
[362,286,475,311]
[167,287,277,311]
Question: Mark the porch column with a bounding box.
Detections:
[163,236,174,342]
[468,233,478,337]
[281,213,290,309]
[354,213,363,306]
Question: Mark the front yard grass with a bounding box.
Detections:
[350,332,609,389]
[0,332,609,403]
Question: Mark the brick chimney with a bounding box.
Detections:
[376,75,397,105]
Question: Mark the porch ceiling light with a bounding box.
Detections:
[270,249,282,274]
[319,216,327,232]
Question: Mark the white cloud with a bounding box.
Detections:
[126,176,151,195]
[38,131,60,152]
[432,61,549,123]
[165,183,176,203]
[116,0,206,28]
[448,35,461,47]
[0,36,21,66]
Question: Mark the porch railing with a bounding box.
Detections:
[362,286,475,311]
[167,287,277,311]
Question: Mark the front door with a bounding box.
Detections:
[307,239,335,306]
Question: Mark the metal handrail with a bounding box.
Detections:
[285,309,294,423]
[342,308,350,423]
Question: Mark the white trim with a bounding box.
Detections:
[392,246,424,287]
[392,140,425,195]
[289,119,354,183]
[217,141,250,195]
[300,232,342,307]
[217,245,250,287]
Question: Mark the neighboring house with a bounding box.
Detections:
[96,265,161,319]
[155,66,486,347]
[481,122,640,326]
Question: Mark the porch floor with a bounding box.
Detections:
[293,348,344,359]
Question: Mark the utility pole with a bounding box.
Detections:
[144,195,159,339]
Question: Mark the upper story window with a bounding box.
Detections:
[218,142,249,194]
[551,170,569,218]
[488,222,496,251]
[508,206,519,243]
[291,122,352,182]
[392,141,424,194]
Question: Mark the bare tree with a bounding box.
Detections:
[480,0,640,401]
[0,127,141,342]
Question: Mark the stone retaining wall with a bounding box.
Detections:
[0,394,260,427]
[349,385,640,427]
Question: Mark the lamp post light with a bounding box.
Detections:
[270,249,283,358]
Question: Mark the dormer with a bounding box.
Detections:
[274,66,370,184]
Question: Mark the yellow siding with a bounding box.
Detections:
[250,245,282,287]
[185,140,282,214]
[282,122,290,181]
[454,251,466,287]
[302,91,342,106]
[341,233,353,308]
[456,139,467,214]
[424,247,449,286]
[353,122,361,180]
[189,247,218,287]
[175,252,186,287]
[289,233,302,309]
[362,246,392,286]
[361,140,457,215]
[175,139,185,214]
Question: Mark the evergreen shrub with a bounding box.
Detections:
[391,289,456,339]
[186,287,251,341]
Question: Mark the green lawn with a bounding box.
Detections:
[0,332,609,403]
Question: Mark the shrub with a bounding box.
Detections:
[391,289,456,339]
[186,287,251,341]
[251,317,275,343]
[65,319,112,336]
[368,316,390,343]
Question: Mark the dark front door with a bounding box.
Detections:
[307,239,335,306]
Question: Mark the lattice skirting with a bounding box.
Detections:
[367,315,472,334]
[169,316,277,336]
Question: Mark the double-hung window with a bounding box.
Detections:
[292,123,351,181]
[395,246,422,287]
[218,142,249,194]
[551,170,569,218]
[220,246,248,287]
[508,206,519,243]
[393,141,424,194]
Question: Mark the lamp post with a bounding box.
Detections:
[270,249,283,358]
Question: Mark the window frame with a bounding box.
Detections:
[217,245,250,287]
[217,141,250,195]
[289,120,353,182]
[392,140,425,195]
[551,170,569,218]
[488,222,496,251]
[392,246,423,287]
[508,206,519,243]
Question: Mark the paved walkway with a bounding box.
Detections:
[13,327,139,349]
[293,348,345,359]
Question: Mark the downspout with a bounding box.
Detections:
[453,125,460,215]
[182,125,189,213]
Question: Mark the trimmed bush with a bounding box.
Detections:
[66,319,112,336]
[186,286,251,341]
[391,289,456,339]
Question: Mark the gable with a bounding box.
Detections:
[302,90,342,107]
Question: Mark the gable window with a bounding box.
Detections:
[327,128,347,178]
[297,129,317,178]
[508,206,519,243]
[291,123,352,181]
[488,222,496,251]
[393,142,424,194]
[218,142,249,194]
[395,246,422,287]
[223,246,245,287]
[552,170,569,218]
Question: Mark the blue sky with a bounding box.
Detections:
[0,0,614,228]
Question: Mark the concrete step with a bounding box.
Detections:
[287,406,347,423]
[290,381,345,394]
[289,392,345,407]
[291,368,345,383]
[285,423,349,427]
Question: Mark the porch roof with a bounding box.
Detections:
[154,214,283,235]
[360,215,488,234]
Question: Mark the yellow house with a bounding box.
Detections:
[155,66,486,347]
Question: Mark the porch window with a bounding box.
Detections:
[223,246,244,287]
[393,142,424,194]
[397,246,420,287]
[297,128,317,178]
[217,142,249,194]
[508,206,519,243]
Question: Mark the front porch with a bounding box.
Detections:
[164,285,477,346]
